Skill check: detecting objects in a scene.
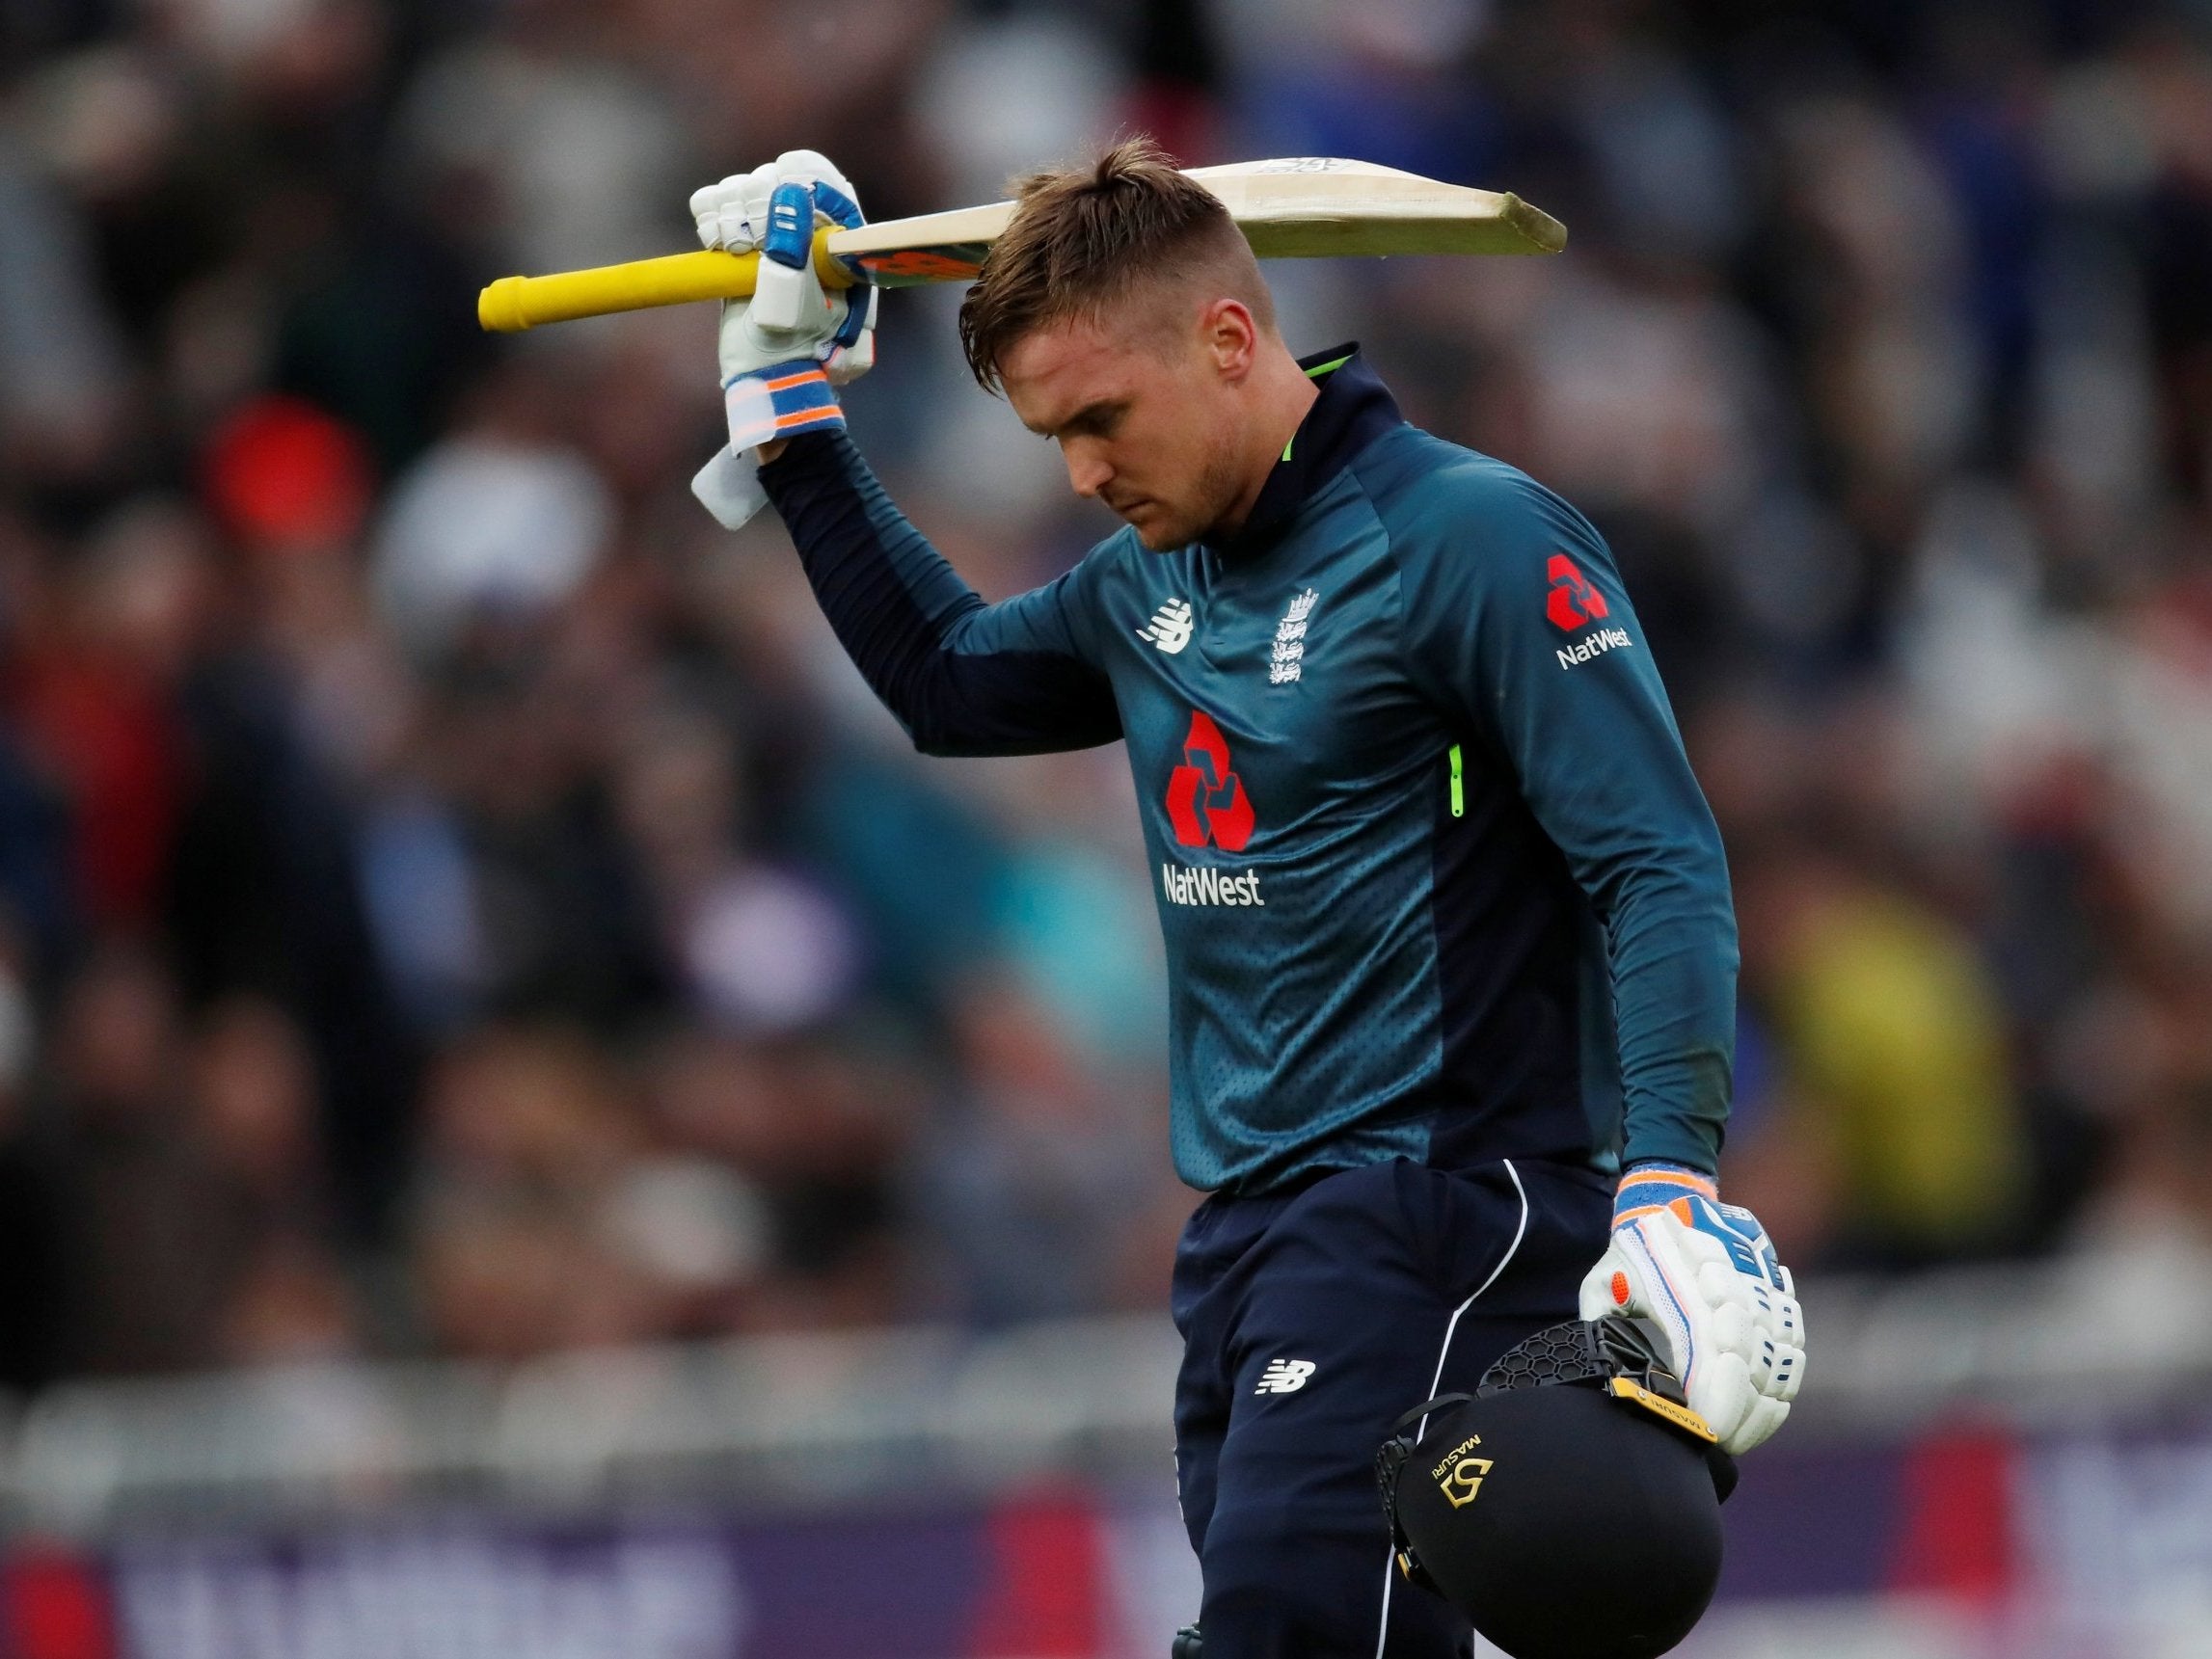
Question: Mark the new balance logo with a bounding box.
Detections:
[1255,1358,1316,1395]
[1139,599,1194,654]
[1269,588,1318,684]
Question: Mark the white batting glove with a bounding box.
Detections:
[692,152,877,432]
[1578,1164,1804,1455]
[687,151,878,529]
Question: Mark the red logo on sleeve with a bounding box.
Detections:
[1165,710,1254,851]
[1545,553,1610,632]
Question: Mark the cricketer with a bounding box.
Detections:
[687,138,1805,1658]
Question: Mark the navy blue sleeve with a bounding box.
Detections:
[757,431,1122,757]
[1389,450,1737,1174]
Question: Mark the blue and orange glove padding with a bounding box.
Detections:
[781,175,873,314]
[750,177,874,350]
[723,179,877,452]
[722,359,846,453]
[806,175,877,365]
[1578,1162,1805,1455]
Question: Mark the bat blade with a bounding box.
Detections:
[827,157,1564,289]
[1193,157,1566,256]
[477,158,1564,330]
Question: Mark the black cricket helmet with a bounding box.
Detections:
[1375,1317,1738,1659]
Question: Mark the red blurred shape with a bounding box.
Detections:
[2,1549,116,1659]
[1121,86,1218,172]
[1885,1429,2015,1602]
[10,658,182,927]
[202,394,372,548]
[965,1487,1105,1658]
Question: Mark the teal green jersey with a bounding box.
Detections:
[759,349,1737,1193]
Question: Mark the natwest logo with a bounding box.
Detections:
[1545,552,1610,632]
[1166,710,1254,851]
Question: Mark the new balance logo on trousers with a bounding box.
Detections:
[1255,1358,1316,1395]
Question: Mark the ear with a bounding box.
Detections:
[1200,298,1260,382]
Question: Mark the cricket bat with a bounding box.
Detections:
[476,157,1567,333]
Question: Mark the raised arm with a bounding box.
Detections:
[760,430,1120,757]
[685,151,1120,759]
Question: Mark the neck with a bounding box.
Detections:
[1212,342,1320,540]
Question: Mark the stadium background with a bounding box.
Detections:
[1,0,2211,1653]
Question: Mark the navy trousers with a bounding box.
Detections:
[1171,1156,1612,1659]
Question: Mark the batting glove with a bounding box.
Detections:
[688,149,878,529]
[1578,1164,1804,1456]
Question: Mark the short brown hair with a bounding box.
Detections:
[958,135,1273,392]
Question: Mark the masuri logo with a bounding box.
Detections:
[1429,1433,1496,1510]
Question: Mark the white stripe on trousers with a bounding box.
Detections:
[1372,1159,1531,1659]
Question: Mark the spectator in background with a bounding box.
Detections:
[913,972,1155,1325]
[0,920,62,1391]
[413,1023,662,1358]
[1736,832,2029,1269]
[43,945,234,1375]
[191,996,363,1364]
[6,501,199,936]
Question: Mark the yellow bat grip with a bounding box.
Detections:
[476,227,851,333]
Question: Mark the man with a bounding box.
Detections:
[689,140,1803,1658]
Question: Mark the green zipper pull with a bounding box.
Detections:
[1448,744,1465,817]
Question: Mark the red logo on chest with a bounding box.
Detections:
[1166,710,1254,851]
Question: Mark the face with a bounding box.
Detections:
[1001,293,1257,550]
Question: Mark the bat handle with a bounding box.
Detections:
[475,227,852,333]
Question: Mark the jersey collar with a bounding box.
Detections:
[1212,343,1403,559]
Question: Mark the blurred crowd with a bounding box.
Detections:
[0,0,2208,1386]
